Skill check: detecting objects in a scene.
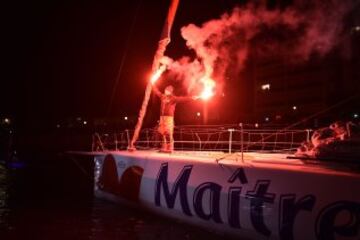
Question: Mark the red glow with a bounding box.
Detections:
[150,65,167,84]
[199,76,216,100]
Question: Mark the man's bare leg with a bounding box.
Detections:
[168,133,174,152]
[160,134,167,152]
[160,134,172,153]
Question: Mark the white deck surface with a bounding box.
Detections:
[84,150,360,178]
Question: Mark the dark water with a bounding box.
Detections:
[0,156,229,240]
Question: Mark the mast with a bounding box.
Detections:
[129,0,180,150]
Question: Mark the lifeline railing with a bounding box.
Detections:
[92,124,312,154]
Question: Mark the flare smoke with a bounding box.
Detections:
[160,0,353,95]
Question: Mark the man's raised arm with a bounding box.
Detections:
[173,95,200,103]
[152,83,162,98]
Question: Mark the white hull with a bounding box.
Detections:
[93,150,360,240]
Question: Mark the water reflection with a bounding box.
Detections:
[0,164,10,229]
[0,163,227,240]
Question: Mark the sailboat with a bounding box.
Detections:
[78,1,360,239]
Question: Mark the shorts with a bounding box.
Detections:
[158,116,174,135]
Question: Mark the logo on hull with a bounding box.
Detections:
[97,154,144,202]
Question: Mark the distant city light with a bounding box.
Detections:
[292,105,297,110]
[4,118,10,124]
[265,117,270,122]
[255,123,259,128]
[56,124,61,128]
[196,112,201,117]
[353,26,360,32]
[261,84,270,90]
[83,121,87,125]
[76,117,81,121]
[354,113,359,119]
[124,116,128,121]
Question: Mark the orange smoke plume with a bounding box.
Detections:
[159,1,352,101]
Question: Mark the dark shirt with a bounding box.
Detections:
[153,85,193,117]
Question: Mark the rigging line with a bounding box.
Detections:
[253,94,358,148]
[242,93,360,150]
[240,94,359,149]
[216,93,360,161]
[107,0,143,116]
[264,93,359,133]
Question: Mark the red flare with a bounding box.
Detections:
[150,65,167,84]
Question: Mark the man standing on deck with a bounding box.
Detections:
[152,83,198,153]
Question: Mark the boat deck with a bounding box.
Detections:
[85,150,360,177]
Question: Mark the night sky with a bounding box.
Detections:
[1,0,358,132]
[2,0,252,131]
